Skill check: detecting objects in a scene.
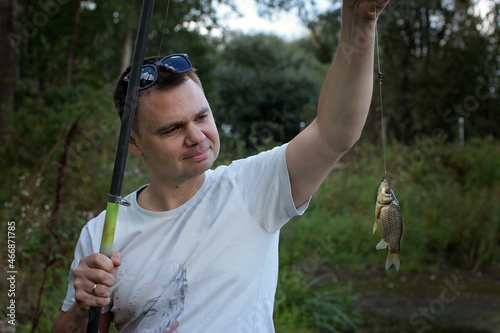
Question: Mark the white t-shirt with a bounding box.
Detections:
[62,144,308,332]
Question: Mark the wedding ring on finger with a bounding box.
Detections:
[92,283,97,296]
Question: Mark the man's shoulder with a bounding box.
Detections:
[83,185,146,230]
[219,143,289,171]
[82,209,107,233]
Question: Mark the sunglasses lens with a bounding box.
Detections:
[139,65,157,89]
[159,54,192,73]
[122,65,157,89]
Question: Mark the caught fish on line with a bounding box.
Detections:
[373,178,405,271]
[371,6,404,271]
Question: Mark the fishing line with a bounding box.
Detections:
[158,0,171,56]
[374,5,387,176]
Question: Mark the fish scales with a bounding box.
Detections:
[373,179,405,271]
[378,202,403,253]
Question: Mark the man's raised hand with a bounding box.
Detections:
[350,0,391,22]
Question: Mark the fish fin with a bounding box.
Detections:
[385,253,400,271]
[388,188,399,206]
[373,221,378,234]
[376,239,388,250]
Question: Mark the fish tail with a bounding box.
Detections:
[385,252,400,271]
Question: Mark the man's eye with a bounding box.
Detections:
[163,127,178,135]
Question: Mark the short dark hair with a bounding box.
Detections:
[113,55,203,133]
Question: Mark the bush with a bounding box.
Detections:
[278,138,500,275]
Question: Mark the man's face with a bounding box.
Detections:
[130,79,220,186]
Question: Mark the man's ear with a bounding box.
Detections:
[129,132,144,157]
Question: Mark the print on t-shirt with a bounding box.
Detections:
[117,261,187,332]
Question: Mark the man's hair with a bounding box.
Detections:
[113,55,203,134]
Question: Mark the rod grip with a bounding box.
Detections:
[86,306,102,333]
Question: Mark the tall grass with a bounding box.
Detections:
[274,138,500,331]
[283,138,500,270]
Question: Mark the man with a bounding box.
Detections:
[54,0,390,331]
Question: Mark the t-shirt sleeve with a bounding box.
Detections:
[61,213,111,313]
[229,143,310,233]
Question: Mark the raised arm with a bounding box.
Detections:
[287,0,390,207]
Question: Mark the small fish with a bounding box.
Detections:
[373,178,405,271]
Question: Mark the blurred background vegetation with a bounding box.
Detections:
[0,0,499,332]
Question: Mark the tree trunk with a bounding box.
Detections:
[0,0,16,145]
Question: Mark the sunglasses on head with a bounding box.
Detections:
[122,53,192,91]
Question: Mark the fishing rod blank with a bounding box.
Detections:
[86,0,155,332]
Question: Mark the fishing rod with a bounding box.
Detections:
[86,0,155,331]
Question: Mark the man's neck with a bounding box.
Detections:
[137,173,206,212]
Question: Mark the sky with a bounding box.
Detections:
[216,0,496,40]
[216,0,330,40]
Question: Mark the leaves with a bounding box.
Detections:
[214,33,327,152]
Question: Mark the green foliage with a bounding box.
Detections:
[272,138,500,331]
[214,33,328,153]
[303,0,500,144]
[279,138,500,274]
[398,138,500,271]
[377,0,499,143]
[298,7,342,63]
[274,269,363,332]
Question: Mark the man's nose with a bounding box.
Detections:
[185,123,206,146]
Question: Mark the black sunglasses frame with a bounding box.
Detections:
[122,53,192,91]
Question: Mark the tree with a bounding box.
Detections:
[259,0,499,143]
[214,33,328,153]
[373,0,497,143]
[0,0,16,145]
